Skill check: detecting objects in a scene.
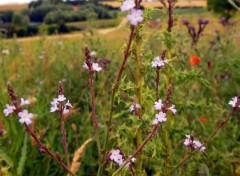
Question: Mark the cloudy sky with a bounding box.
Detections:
[0,0,36,5]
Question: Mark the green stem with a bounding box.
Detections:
[134,39,143,173]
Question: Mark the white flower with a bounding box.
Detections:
[152,118,158,125]
[129,103,141,112]
[110,149,124,166]
[50,98,59,112]
[155,112,167,122]
[83,62,102,72]
[18,110,33,125]
[127,9,144,26]
[63,107,70,115]
[168,105,177,114]
[131,157,136,162]
[90,51,97,57]
[183,135,206,152]
[57,95,66,102]
[228,97,239,108]
[65,100,73,108]
[92,63,102,72]
[3,104,16,116]
[50,105,59,112]
[151,56,168,68]
[20,98,30,106]
[199,146,206,152]
[120,0,135,12]
[154,99,164,111]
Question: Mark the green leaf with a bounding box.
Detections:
[17,134,28,176]
[0,148,13,167]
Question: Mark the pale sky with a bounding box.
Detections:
[0,0,36,5]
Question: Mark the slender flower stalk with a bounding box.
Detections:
[83,46,102,160]
[58,82,70,169]
[112,85,173,175]
[5,83,74,176]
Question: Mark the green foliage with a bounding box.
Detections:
[207,0,238,19]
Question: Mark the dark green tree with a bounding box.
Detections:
[207,0,238,21]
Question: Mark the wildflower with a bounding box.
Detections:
[127,9,144,26]
[18,110,33,125]
[120,0,135,12]
[109,149,136,168]
[152,119,158,125]
[155,112,167,122]
[83,62,102,72]
[63,107,70,115]
[20,98,30,106]
[228,97,239,108]
[129,102,141,112]
[152,56,168,68]
[3,104,16,116]
[154,99,164,111]
[189,54,201,66]
[200,116,209,123]
[183,134,205,152]
[65,100,73,108]
[168,105,177,114]
[109,149,124,166]
[57,95,66,102]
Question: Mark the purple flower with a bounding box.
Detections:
[120,0,135,12]
[127,9,144,26]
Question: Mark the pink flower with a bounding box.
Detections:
[83,62,102,72]
[120,0,135,12]
[18,110,33,125]
[127,9,144,26]
[168,105,177,114]
[3,104,16,116]
[154,99,164,111]
[155,112,167,122]
[20,98,30,106]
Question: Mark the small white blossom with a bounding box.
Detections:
[20,98,30,106]
[129,103,141,112]
[18,110,33,125]
[83,62,102,72]
[50,105,59,112]
[168,105,177,114]
[120,0,135,12]
[155,112,167,122]
[152,118,158,125]
[3,104,16,116]
[65,100,73,108]
[183,135,205,152]
[152,56,168,68]
[109,149,124,166]
[154,99,164,111]
[228,97,239,108]
[57,95,66,102]
[127,9,144,26]
[63,107,70,115]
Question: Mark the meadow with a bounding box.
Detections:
[0,5,240,176]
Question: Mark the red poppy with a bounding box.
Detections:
[200,116,209,123]
[189,55,201,66]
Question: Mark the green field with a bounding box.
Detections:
[0,8,240,176]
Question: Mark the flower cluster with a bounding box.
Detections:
[109,149,136,168]
[151,56,168,68]
[152,99,177,125]
[129,102,141,112]
[83,62,102,72]
[50,94,72,115]
[120,0,143,26]
[3,98,33,125]
[183,134,206,152]
[228,96,240,108]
